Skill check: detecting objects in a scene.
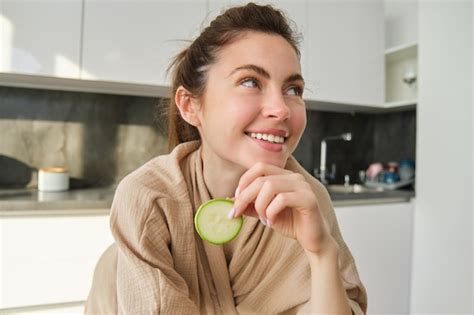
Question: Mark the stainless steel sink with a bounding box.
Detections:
[326,184,384,194]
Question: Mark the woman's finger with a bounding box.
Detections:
[236,162,292,196]
[233,174,304,219]
[265,190,317,225]
[253,177,308,222]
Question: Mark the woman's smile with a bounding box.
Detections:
[246,134,285,152]
[244,128,289,152]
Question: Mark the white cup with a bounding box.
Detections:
[38,167,70,192]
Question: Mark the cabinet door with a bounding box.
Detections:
[334,202,414,314]
[208,0,308,87]
[0,0,82,78]
[81,0,207,86]
[306,0,384,106]
[0,214,114,309]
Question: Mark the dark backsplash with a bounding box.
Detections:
[0,86,167,188]
[373,111,416,163]
[0,86,416,187]
[293,109,416,184]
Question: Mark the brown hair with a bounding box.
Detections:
[159,2,301,151]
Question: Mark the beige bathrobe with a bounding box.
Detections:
[85,140,367,314]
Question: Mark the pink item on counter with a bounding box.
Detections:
[366,163,383,181]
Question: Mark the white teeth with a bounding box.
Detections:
[248,132,285,144]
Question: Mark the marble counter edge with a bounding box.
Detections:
[0,197,414,216]
[0,200,112,216]
[332,196,414,207]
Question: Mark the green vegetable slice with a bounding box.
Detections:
[194,198,243,245]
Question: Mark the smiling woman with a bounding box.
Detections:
[85,3,367,314]
[175,31,307,172]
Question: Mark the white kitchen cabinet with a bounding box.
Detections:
[306,0,384,106]
[334,201,414,314]
[211,0,384,107]
[1,0,387,111]
[0,213,114,309]
[384,42,417,107]
[383,0,418,108]
[0,0,82,78]
[383,0,418,50]
[81,0,207,86]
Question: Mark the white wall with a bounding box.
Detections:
[384,0,418,48]
[472,1,474,309]
[411,1,472,314]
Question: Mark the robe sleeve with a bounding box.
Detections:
[316,182,368,314]
[110,178,200,314]
[288,158,368,314]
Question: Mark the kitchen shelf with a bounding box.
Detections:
[0,72,171,98]
[384,99,417,109]
[385,42,418,62]
[1,72,416,114]
[385,42,418,105]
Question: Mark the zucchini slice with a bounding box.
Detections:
[194,199,243,245]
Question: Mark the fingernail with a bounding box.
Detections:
[235,187,240,198]
[228,208,236,219]
[259,216,267,226]
[267,219,272,228]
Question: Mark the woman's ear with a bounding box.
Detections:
[175,86,201,127]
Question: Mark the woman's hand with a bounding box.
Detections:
[230,162,339,256]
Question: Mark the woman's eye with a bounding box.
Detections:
[240,78,259,88]
[286,86,303,96]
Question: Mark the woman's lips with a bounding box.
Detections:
[246,134,284,152]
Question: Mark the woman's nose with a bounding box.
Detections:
[261,92,290,121]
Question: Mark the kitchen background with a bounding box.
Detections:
[0,85,416,188]
[0,0,471,314]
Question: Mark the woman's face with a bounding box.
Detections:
[196,31,307,170]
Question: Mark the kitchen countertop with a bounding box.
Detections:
[0,187,116,216]
[328,189,415,207]
[0,185,415,216]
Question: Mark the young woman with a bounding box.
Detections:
[86,3,367,314]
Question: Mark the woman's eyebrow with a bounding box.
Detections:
[228,64,304,84]
[286,73,305,84]
[228,64,270,78]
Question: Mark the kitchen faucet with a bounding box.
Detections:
[316,132,352,185]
